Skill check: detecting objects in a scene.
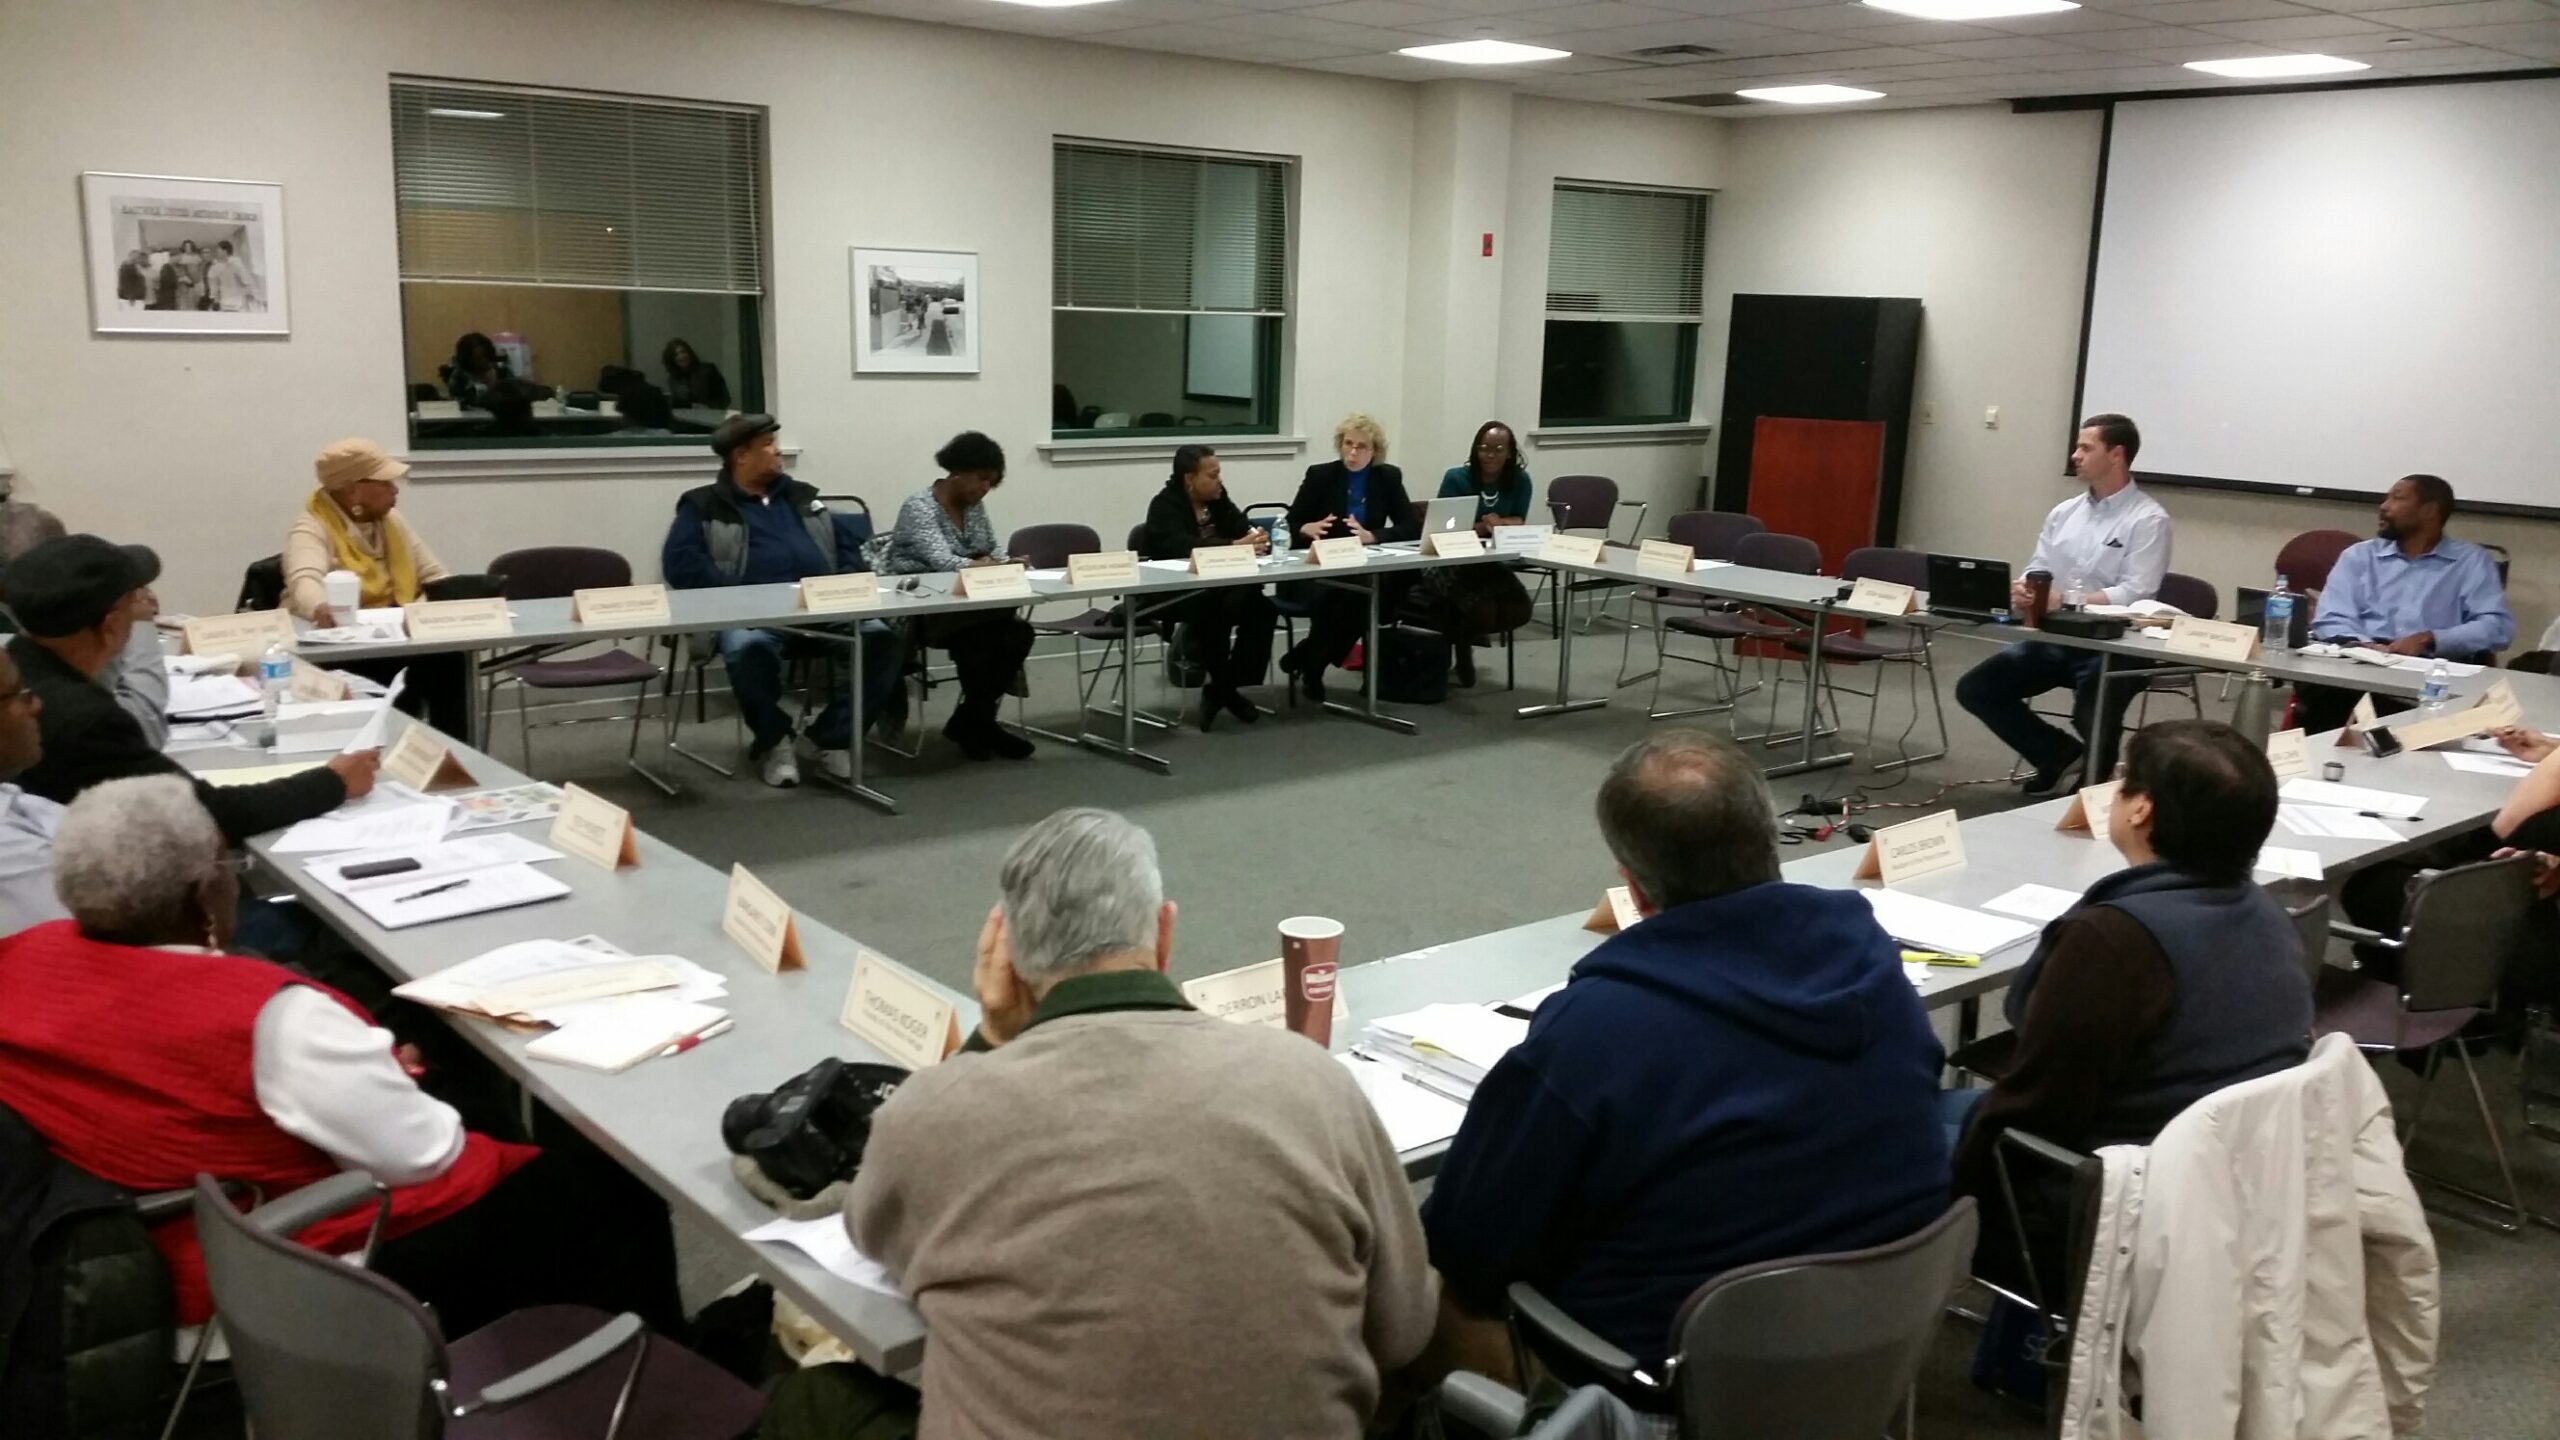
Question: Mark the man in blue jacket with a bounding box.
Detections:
[662,414,903,788]
[1424,730,1950,1374]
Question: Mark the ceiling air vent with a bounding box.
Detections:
[1655,92,1756,108]
[1628,44,1723,61]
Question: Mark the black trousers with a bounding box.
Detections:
[1290,575,1411,672]
[1170,587,1276,692]
[1954,640,2148,774]
[370,1131,686,1342]
[335,651,475,739]
[919,612,1034,723]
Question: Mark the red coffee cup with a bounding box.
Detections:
[1277,916,1343,1046]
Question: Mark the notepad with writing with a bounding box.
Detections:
[526,996,728,1073]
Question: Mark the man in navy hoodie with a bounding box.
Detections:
[1424,730,1951,1374]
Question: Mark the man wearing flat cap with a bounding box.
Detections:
[4,535,376,843]
[662,413,904,789]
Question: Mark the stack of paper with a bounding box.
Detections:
[271,790,458,854]
[2444,752,2534,779]
[743,1213,906,1297]
[1338,1052,1470,1153]
[344,862,570,929]
[1859,889,2040,957]
[1363,1004,1530,1102]
[303,833,563,897]
[395,938,725,1022]
[168,673,262,721]
[297,608,408,645]
[526,995,728,1072]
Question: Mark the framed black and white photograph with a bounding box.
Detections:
[81,173,289,336]
[852,247,977,375]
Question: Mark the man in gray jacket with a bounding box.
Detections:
[846,808,1437,1440]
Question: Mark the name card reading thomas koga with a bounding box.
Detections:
[841,949,961,1069]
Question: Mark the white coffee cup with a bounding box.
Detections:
[323,569,362,615]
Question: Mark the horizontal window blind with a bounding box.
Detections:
[1054,142,1289,314]
[1545,183,1709,321]
[392,80,765,294]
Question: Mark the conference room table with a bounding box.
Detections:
[288,540,1507,811]
[187,718,966,1375]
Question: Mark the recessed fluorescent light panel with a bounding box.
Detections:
[1735,84,1886,104]
[427,107,507,120]
[1396,39,1573,65]
[986,0,1117,7]
[2184,53,2371,77]
[1861,0,2078,20]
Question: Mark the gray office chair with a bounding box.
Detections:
[192,1173,762,1440]
[2320,854,2541,1231]
[1491,1199,1978,1439]
[1438,1376,1647,1439]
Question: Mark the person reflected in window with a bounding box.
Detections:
[1141,445,1275,731]
[1423,420,1537,688]
[477,379,542,439]
[660,337,731,412]
[617,381,676,436]
[874,432,1037,762]
[442,332,514,410]
[1278,413,1416,703]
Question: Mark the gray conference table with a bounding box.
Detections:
[187,717,961,1374]
[287,542,1507,811]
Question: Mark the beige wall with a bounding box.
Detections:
[1700,101,2556,646]
[0,0,1726,611]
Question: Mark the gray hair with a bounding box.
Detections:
[0,504,66,567]
[1595,730,1781,912]
[55,776,226,936]
[997,807,1163,985]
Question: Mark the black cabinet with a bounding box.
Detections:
[1712,295,1922,545]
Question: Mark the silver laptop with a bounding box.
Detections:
[1414,495,1481,539]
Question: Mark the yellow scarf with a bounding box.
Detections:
[305,489,419,608]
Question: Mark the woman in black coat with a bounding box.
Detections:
[1277,413,1417,703]
[1140,445,1277,730]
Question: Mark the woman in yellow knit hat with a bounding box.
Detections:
[285,438,450,625]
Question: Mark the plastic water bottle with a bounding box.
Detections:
[257,642,293,716]
[2062,572,2084,611]
[2420,658,2452,711]
[2262,575,2294,653]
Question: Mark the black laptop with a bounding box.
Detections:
[2236,585,2310,649]
[1926,553,2013,622]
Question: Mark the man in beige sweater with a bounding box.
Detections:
[845,807,1436,1440]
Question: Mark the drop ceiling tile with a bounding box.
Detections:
[1510,2,1704,28]
[1535,14,1804,48]
[2064,22,2233,45]
[1294,49,1465,75]
[1983,7,2161,33]
[1296,0,1490,25]
[1205,10,1414,43]
[2113,0,2320,22]
[1836,19,2006,43]
[2409,23,2560,50]
[2352,0,2557,24]
[2201,12,2396,36]
[1886,55,2022,73]
[2019,45,2170,63]
[1721,4,1905,30]
[2313,27,2459,46]
[1922,32,2091,54]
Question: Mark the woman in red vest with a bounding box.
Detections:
[0,776,683,1340]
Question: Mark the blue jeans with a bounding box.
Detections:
[715,621,904,753]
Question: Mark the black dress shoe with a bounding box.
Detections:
[986,725,1035,760]
[2021,745,2085,799]
[1198,687,1225,733]
[1221,687,1259,725]
[942,714,995,761]
[1452,646,1478,688]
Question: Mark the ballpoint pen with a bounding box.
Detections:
[659,1019,734,1057]
[393,878,471,903]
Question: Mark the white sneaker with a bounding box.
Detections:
[815,748,853,783]
[760,746,802,788]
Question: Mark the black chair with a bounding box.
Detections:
[235,555,286,614]
[1006,523,1173,739]
[1538,475,1646,634]
[1780,546,1946,770]
[483,547,665,780]
[1647,532,1819,725]
[1247,501,1316,708]
[1616,510,1765,688]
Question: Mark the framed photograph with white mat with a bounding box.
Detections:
[851,247,977,374]
[81,172,289,336]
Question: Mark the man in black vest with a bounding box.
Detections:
[662,414,903,788]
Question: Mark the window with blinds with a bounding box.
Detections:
[389,79,769,452]
[1052,140,1291,438]
[1541,181,1710,427]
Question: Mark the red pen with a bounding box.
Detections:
[657,1019,733,1058]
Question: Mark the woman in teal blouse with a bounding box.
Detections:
[1422,420,1537,686]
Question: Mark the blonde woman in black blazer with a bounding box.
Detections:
[1278,413,1418,703]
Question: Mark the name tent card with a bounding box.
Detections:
[1180,958,1352,1029]
[840,949,961,1069]
[1638,540,1696,577]
[287,659,348,703]
[1424,531,1486,558]
[721,864,806,974]
[1853,810,1967,887]
[1537,533,1604,567]
[403,598,514,643]
[2379,680,2527,753]
[1190,544,1258,578]
[2337,692,2381,748]
[2264,728,2311,781]
[380,725,474,791]
[797,573,880,613]
[1844,578,1919,617]
[550,782,638,870]
[184,610,294,660]
[1309,536,1368,568]
[2162,616,2258,663]
[1492,525,1552,556]
[1066,550,1140,588]
[2055,778,2123,836]
[571,584,671,627]
[954,563,1033,601]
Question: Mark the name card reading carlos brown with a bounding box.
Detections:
[1844,578,1918,617]
[840,949,961,1069]
[571,584,672,627]
[1852,810,1966,887]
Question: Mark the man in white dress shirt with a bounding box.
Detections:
[1955,414,2173,796]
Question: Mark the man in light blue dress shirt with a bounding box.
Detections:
[2296,474,2512,732]
[1956,414,2173,797]
[0,645,66,936]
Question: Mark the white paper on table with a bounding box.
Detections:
[344,861,570,930]
[1023,568,1067,582]
[164,721,248,752]
[2278,778,2427,819]
[165,652,242,678]
[167,673,261,718]
[525,996,725,1072]
[1504,981,1567,1013]
[2253,846,2325,880]
[2453,735,2514,755]
[398,938,628,1010]
[1337,1052,1470,1153]
[305,834,564,896]
[522,958,728,1028]
[2276,804,2402,842]
[1979,883,2081,924]
[1367,1004,1530,1075]
[1689,558,1734,571]
[1859,889,2040,956]
[271,798,458,854]
[2442,751,2534,779]
[342,669,408,753]
[744,1214,906,1297]
[1137,559,1194,573]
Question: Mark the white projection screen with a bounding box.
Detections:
[2079,76,2560,517]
